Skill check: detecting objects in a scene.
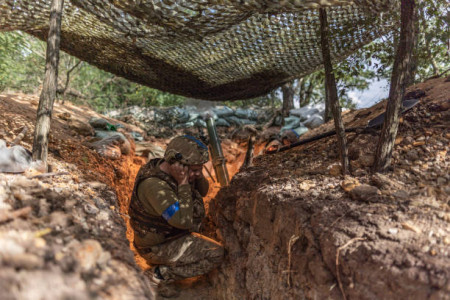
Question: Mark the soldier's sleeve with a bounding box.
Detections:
[195,176,209,197]
[137,177,194,230]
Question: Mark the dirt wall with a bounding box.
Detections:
[209,80,450,299]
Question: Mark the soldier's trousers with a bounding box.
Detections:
[140,232,224,281]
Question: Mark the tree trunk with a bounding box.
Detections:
[62,60,81,105]
[324,82,331,122]
[319,7,349,175]
[406,5,419,86]
[303,79,314,107]
[298,78,306,107]
[32,0,64,168]
[282,81,294,117]
[373,0,416,172]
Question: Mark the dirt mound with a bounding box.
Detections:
[209,77,449,299]
[0,94,154,299]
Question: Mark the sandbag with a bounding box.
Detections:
[235,108,258,120]
[292,126,309,136]
[0,140,32,173]
[289,107,320,121]
[92,131,132,156]
[174,121,195,129]
[213,106,234,117]
[304,114,324,129]
[225,116,256,126]
[89,117,117,130]
[194,119,207,128]
[215,118,231,127]
[282,116,301,130]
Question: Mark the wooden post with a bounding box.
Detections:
[319,7,349,175]
[241,135,255,170]
[373,0,415,172]
[32,0,65,168]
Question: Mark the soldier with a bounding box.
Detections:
[129,135,224,297]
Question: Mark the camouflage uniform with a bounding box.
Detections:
[129,136,224,281]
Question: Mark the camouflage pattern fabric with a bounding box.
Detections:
[139,233,224,281]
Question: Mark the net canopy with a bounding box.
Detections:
[0,0,394,100]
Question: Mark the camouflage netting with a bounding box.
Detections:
[0,0,394,100]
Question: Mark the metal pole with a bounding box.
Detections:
[206,116,230,187]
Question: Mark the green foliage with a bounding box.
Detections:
[361,0,448,81]
[0,31,187,112]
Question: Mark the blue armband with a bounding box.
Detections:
[162,202,180,221]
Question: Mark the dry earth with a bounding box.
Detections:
[0,76,449,299]
[209,77,450,300]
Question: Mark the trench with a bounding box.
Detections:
[109,137,266,295]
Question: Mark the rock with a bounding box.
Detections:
[388,228,398,235]
[436,177,447,185]
[413,141,426,147]
[328,163,341,176]
[3,253,44,269]
[89,117,110,130]
[391,190,409,200]
[401,222,422,234]
[96,211,109,221]
[371,173,404,190]
[299,180,315,191]
[395,136,403,145]
[403,136,414,145]
[341,178,360,192]
[73,240,105,272]
[406,149,419,161]
[358,154,374,167]
[349,184,381,203]
[69,121,95,136]
[83,203,99,215]
[88,182,107,190]
[57,112,71,121]
[50,211,71,228]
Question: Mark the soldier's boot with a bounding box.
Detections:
[144,266,180,298]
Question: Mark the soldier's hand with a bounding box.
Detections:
[170,162,189,185]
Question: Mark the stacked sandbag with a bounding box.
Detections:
[106,105,324,139]
[88,118,135,160]
[107,105,275,130]
[289,107,324,129]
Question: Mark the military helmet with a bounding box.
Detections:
[164,135,209,165]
